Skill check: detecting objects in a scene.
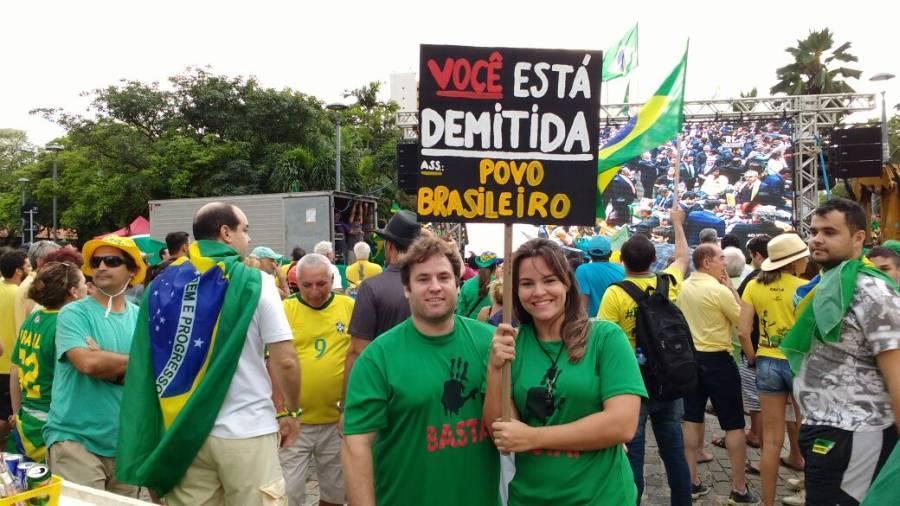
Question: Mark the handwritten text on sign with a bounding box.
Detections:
[418,45,601,224]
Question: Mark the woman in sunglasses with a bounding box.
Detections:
[484,238,647,505]
[10,257,87,462]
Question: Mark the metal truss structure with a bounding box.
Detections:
[396,93,877,236]
[602,93,877,236]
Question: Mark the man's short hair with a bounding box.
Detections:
[353,241,371,262]
[193,203,241,241]
[165,231,190,254]
[702,199,719,211]
[813,198,867,233]
[721,234,742,251]
[296,253,333,275]
[314,241,334,256]
[27,240,60,269]
[0,250,28,279]
[867,246,900,268]
[692,244,719,271]
[620,235,656,272]
[398,235,462,288]
[698,228,719,244]
[290,246,306,261]
[724,247,747,278]
[746,234,772,259]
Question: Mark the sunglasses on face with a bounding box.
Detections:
[90,255,126,269]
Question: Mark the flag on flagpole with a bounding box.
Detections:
[602,24,639,82]
[623,80,631,117]
[596,43,689,218]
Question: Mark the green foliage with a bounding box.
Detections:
[770,29,861,95]
[5,69,403,240]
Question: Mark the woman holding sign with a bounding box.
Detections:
[484,238,647,504]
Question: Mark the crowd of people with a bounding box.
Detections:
[0,195,897,506]
[599,121,796,245]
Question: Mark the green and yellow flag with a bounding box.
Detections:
[602,24,639,82]
[596,44,688,218]
[116,241,262,495]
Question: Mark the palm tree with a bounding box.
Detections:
[770,29,862,95]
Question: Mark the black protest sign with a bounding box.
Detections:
[417,44,601,225]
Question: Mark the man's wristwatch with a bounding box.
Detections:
[336,400,344,413]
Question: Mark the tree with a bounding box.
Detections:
[17,69,403,241]
[770,29,861,95]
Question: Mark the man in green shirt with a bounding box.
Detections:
[43,235,146,496]
[342,235,500,506]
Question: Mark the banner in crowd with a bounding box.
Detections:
[417,44,602,225]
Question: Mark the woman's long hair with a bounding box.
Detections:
[477,264,497,299]
[511,238,590,363]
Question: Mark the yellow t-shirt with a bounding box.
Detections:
[0,282,19,374]
[282,293,354,424]
[676,271,741,352]
[741,274,806,360]
[598,266,684,349]
[345,260,383,289]
[275,264,291,289]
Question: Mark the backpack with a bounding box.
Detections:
[612,274,698,401]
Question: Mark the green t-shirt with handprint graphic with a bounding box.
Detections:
[344,315,499,506]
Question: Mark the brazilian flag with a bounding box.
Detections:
[116,241,262,495]
[596,44,688,218]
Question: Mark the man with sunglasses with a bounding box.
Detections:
[43,235,146,497]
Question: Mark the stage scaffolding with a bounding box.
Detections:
[397,93,877,237]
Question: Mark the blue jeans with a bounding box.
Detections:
[626,398,692,506]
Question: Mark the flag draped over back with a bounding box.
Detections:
[596,44,688,218]
[602,24,639,82]
[116,240,262,496]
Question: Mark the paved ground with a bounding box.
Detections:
[300,412,803,505]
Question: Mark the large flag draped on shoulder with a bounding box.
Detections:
[596,44,688,218]
[602,24,639,82]
[116,240,262,496]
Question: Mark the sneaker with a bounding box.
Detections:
[786,477,805,491]
[782,490,805,505]
[692,481,710,500]
[728,485,761,505]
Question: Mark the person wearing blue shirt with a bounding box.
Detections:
[575,236,625,317]
[685,200,726,247]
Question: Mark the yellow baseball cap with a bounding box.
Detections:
[81,235,147,286]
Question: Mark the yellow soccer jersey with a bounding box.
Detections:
[598,266,684,349]
[282,293,354,424]
[741,274,806,359]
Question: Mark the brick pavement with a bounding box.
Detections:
[300,412,803,505]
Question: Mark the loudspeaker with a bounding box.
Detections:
[833,127,880,145]
[396,143,419,195]
[830,127,883,179]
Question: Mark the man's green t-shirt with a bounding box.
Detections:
[344,315,500,506]
[12,309,58,412]
[43,297,137,457]
[509,321,647,505]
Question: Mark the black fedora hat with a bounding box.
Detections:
[375,210,421,248]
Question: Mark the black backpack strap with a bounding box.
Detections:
[655,273,670,298]
[612,280,649,304]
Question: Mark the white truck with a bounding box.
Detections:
[148,191,378,263]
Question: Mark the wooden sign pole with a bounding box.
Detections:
[500,223,514,421]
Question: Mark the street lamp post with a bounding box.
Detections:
[45,143,64,241]
[17,178,29,246]
[869,73,895,162]
[326,103,348,192]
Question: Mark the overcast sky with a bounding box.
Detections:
[3,0,897,146]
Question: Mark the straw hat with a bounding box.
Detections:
[760,233,809,272]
